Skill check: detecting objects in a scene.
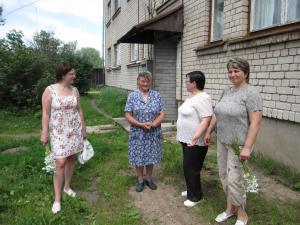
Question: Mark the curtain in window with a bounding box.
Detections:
[253,0,282,30]
[212,0,224,41]
[287,0,300,22]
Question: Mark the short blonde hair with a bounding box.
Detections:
[137,71,152,81]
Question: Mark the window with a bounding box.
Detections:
[107,48,111,67]
[114,44,120,66]
[142,44,146,59]
[211,0,224,41]
[251,0,300,31]
[106,1,111,23]
[130,44,139,62]
[115,0,121,11]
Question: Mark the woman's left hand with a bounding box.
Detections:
[82,127,87,139]
[239,146,252,161]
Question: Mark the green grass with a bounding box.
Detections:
[0,129,144,225]
[0,109,41,134]
[160,140,300,225]
[95,86,129,118]
[252,152,300,190]
[80,95,113,126]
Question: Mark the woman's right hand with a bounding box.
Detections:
[41,133,48,145]
[204,132,211,145]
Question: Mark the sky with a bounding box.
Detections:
[0,0,103,55]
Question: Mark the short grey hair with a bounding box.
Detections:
[227,58,250,83]
[137,71,152,81]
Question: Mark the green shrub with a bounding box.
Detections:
[0,30,93,109]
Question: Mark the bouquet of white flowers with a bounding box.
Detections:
[42,144,56,173]
[230,139,258,193]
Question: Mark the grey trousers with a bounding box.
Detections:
[217,140,246,208]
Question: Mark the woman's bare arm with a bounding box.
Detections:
[240,111,262,160]
[41,87,51,144]
[189,116,212,146]
[151,111,165,128]
[75,88,87,138]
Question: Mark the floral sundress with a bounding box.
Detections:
[49,85,84,159]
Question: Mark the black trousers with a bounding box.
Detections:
[181,143,208,202]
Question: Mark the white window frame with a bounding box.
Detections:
[251,0,300,32]
[114,44,121,66]
[130,44,139,62]
[210,0,224,42]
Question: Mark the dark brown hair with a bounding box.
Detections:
[55,62,74,82]
[186,71,206,90]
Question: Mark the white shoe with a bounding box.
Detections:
[235,219,248,225]
[215,212,234,223]
[181,191,187,197]
[52,202,61,214]
[64,187,76,197]
[184,199,200,207]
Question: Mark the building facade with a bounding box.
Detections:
[104,0,300,170]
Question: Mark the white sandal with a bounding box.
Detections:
[64,187,76,197]
[235,219,248,225]
[52,202,61,214]
[215,211,234,223]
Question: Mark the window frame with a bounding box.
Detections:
[115,0,121,12]
[107,47,112,67]
[250,0,300,32]
[210,0,225,42]
[114,44,121,67]
[130,43,139,62]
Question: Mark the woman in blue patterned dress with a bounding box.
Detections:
[125,71,165,192]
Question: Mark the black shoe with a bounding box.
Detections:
[144,179,157,190]
[136,181,144,192]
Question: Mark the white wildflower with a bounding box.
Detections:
[42,144,56,174]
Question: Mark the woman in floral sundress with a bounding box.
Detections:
[41,62,86,214]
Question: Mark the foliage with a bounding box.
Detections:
[0,30,94,109]
[0,5,5,25]
[76,47,102,68]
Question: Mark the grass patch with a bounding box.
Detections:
[0,129,144,225]
[160,140,300,225]
[252,152,300,190]
[0,109,41,134]
[81,95,113,126]
[95,86,129,118]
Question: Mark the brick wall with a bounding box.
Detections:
[180,0,300,124]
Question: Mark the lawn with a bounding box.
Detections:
[94,86,129,118]
[1,88,300,225]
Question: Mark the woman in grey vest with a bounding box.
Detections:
[205,58,263,225]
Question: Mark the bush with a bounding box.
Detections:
[0,30,94,109]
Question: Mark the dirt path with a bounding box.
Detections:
[128,176,205,225]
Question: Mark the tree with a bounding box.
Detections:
[76,47,101,68]
[0,5,5,26]
[0,30,94,109]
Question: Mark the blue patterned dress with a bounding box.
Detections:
[125,89,164,166]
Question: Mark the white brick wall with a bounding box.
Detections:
[104,0,300,124]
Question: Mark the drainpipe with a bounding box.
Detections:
[180,0,183,101]
[102,0,106,85]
